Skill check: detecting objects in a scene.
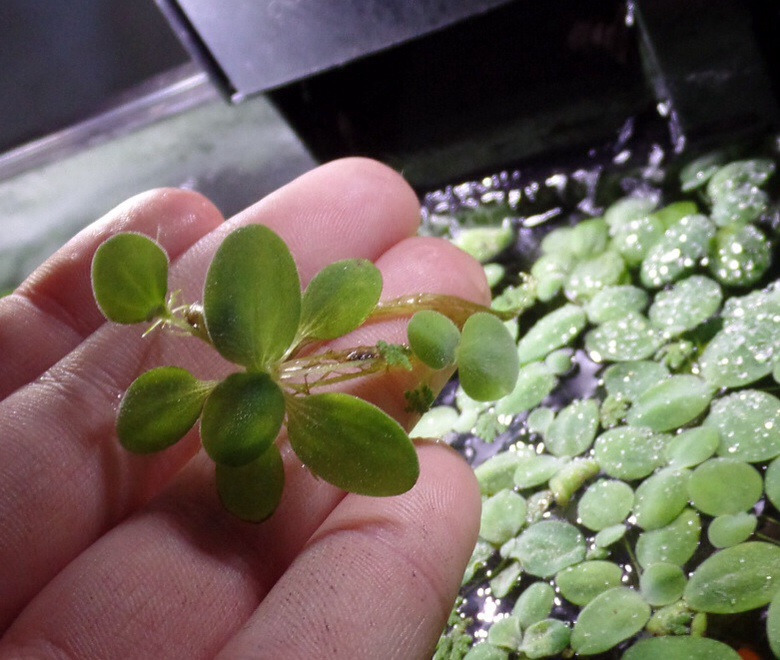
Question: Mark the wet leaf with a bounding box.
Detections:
[544,399,600,457]
[453,225,514,262]
[475,450,530,496]
[635,509,701,568]
[463,642,509,660]
[768,590,780,658]
[639,562,686,606]
[602,360,669,402]
[512,455,564,489]
[505,520,586,578]
[516,304,587,364]
[117,367,212,454]
[626,375,713,433]
[577,479,634,531]
[200,372,285,467]
[631,467,690,530]
[299,259,382,340]
[204,225,301,370]
[549,458,599,506]
[489,562,522,598]
[565,251,628,303]
[494,362,556,417]
[216,443,284,522]
[687,458,762,516]
[585,285,649,324]
[555,560,623,606]
[409,405,458,439]
[286,392,418,496]
[520,619,570,659]
[648,275,722,336]
[611,216,665,267]
[663,426,719,469]
[707,158,775,201]
[585,312,664,363]
[707,512,757,549]
[408,310,460,370]
[603,196,658,231]
[623,635,740,659]
[640,214,715,289]
[684,542,780,613]
[457,312,519,401]
[593,426,668,480]
[701,283,780,384]
[679,151,726,192]
[92,232,169,324]
[570,587,650,655]
[709,224,771,287]
[594,524,626,548]
[480,490,527,545]
[706,389,780,463]
[486,614,523,650]
[511,581,555,627]
[766,457,780,510]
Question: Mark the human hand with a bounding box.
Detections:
[0,159,486,659]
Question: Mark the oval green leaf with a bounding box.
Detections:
[768,590,780,658]
[626,375,713,433]
[706,389,780,463]
[520,619,571,659]
[545,399,600,457]
[623,636,740,660]
[92,232,169,324]
[555,560,623,606]
[204,225,301,370]
[504,520,586,578]
[570,587,650,655]
[687,458,762,516]
[511,581,555,628]
[577,479,634,531]
[457,312,519,401]
[640,562,687,606]
[299,259,382,341]
[200,372,285,467]
[117,367,211,454]
[286,392,418,496]
[707,512,757,549]
[593,426,668,480]
[648,275,722,336]
[408,310,461,370]
[636,509,701,569]
[516,303,587,364]
[684,542,780,613]
[216,443,285,522]
[632,467,690,530]
[479,490,527,545]
[584,312,664,363]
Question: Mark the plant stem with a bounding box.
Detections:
[369,293,515,327]
[276,345,398,393]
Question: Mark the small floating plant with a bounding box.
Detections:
[429,153,780,658]
[90,223,524,522]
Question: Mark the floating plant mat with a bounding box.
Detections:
[422,143,780,659]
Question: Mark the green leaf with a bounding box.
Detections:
[516,303,587,364]
[636,509,701,569]
[577,479,634,531]
[623,636,740,660]
[408,310,461,370]
[479,490,527,545]
[706,389,780,463]
[593,426,668,480]
[117,367,212,454]
[555,560,624,606]
[570,587,650,655]
[285,392,418,496]
[768,590,780,658]
[684,542,780,613]
[504,520,586,578]
[687,458,762,516]
[639,562,687,606]
[204,225,301,370]
[299,259,382,340]
[92,232,169,324]
[545,399,600,457]
[216,443,285,522]
[457,312,519,401]
[200,372,285,467]
[511,581,555,628]
[520,619,571,659]
[626,375,713,433]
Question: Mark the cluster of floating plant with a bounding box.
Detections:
[429,154,780,659]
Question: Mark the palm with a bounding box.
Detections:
[0,159,484,659]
